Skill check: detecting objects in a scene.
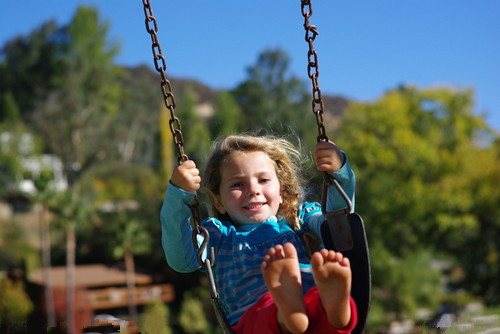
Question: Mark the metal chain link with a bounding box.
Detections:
[142,0,188,164]
[141,0,205,258]
[301,0,329,142]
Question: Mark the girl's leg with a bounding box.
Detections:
[231,293,280,334]
[304,287,357,334]
[261,243,309,334]
[310,249,355,330]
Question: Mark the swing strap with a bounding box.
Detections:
[141,1,231,332]
[320,174,371,334]
[301,2,371,333]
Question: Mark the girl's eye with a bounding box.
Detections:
[230,182,243,188]
[259,178,271,183]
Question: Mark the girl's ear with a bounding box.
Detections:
[210,194,226,214]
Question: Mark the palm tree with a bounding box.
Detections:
[34,188,58,328]
[111,213,151,321]
[47,188,94,334]
[39,202,56,327]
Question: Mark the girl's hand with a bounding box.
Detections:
[170,160,201,192]
[314,141,345,173]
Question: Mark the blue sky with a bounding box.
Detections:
[1,1,499,131]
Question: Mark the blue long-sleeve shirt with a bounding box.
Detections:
[160,154,355,325]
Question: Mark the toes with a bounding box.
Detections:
[324,250,344,263]
[264,244,300,264]
[318,249,328,258]
[273,245,285,260]
[332,251,343,262]
[341,256,350,267]
[310,251,324,269]
[283,243,298,259]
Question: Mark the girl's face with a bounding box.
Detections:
[214,150,282,225]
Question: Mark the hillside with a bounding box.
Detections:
[124,65,350,123]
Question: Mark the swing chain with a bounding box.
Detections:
[142,0,213,274]
[142,0,188,165]
[301,0,328,143]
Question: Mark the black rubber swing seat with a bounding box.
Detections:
[321,211,371,334]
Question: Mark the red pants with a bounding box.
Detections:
[231,287,358,334]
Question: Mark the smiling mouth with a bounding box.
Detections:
[244,203,265,210]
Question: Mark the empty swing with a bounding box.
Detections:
[142,1,371,333]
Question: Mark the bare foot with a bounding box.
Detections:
[311,249,352,329]
[261,243,308,334]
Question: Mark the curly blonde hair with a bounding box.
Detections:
[203,134,304,230]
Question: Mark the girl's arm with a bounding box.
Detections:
[302,151,356,240]
[160,183,201,272]
[326,152,356,213]
[314,141,355,212]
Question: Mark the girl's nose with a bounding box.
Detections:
[248,181,261,196]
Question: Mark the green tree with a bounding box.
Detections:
[45,187,95,334]
[77,160,160,320]
[33,187,61,328]
[337,86,489,252]
[175,84,211,163]
[0,215,39,274]
[0,91,21,125]
[232,48,315,143]
[368,242,441,329]
[109,213,151,321]
[444,137,500,304]
[208,90,244,139]
[0,20,62,119]
[113,66,163,166]
[0,126,42,198]
[178,292,209,334]
[0,150,21,197]
[159,108,175,188]
[32,6,124,186]
[142,300,172,334]
[335,85,498,324]
[25,8,123,332]
[0,278,34,331]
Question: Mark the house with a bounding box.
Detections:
[28,264,174,333]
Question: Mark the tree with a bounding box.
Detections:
[335,85,498,323]
[114,66,164,166]
[77,160,160,319]
[208,90,244,139]
[0,278,34,332]
[33,188,60,328]
[0,20,62,120]
[27,7,123,332]
[45,188,95,334]
[174,84,211,164]
[159,108,175,188]
[0,119,41,198]
[337,86,489,252]
[32,6,124,186]
[232,48,315,144]
[445,137,500,304]
[178,292,209,334]
[142,300,172,334]
[110,213,151,321]
[0,150,21,198]
[0,91,21,125]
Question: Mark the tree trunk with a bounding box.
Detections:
[66,225,76,334]
[40,204,56,327]
[125,250,137,321]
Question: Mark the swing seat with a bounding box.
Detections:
[321,212,371,334]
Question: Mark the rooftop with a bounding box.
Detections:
[28,264,152,288]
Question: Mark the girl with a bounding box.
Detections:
[161,134,357,334]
